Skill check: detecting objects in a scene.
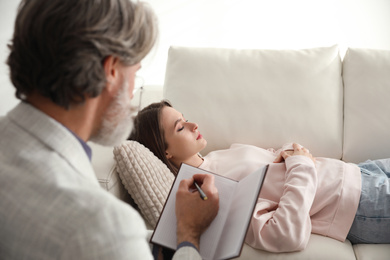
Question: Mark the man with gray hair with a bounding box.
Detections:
[0,0,219,259]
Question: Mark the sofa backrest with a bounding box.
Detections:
[164,46,344,159]
[342,48,390,163]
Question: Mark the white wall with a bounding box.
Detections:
[0,0,19,116]
[139,0,390,84]
[1,0,389,115]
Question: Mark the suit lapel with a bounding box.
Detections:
[8,102,98,185]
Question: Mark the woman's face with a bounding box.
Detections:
[161,106,207,164]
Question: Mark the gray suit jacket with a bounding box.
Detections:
[0,102,201,260]
[0,103,169,259]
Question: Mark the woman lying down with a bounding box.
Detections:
[128,100,390,253]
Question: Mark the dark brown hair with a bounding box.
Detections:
[7,0,158,109]
[129,100,179,175]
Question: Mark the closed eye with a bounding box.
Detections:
[177,120,188,132]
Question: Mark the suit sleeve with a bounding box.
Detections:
[60,198,154,260]
[173,246,202,260]
[245,155,318,252]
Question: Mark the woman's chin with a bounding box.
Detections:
[200,139,207,151]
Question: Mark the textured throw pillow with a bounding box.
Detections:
[113,140,174,228]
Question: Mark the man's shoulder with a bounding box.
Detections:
[0,164,149,259]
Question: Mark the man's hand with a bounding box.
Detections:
[175,174,219,249]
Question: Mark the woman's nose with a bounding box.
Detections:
[191,122,198,131]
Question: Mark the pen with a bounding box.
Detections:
[194,181,208,200]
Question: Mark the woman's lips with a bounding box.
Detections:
[197,133,203,140]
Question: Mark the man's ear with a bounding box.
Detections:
[103,56,120,94]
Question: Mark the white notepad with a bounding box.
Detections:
[150,163,268,260]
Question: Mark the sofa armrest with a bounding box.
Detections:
[89,142,135,206]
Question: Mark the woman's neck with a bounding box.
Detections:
[173,154,204,169]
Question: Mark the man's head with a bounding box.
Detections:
[7,0,157,110]
[89,59,141,146]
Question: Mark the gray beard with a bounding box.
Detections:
[90,82,135,147]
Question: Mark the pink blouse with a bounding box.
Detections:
[200,143,361,252]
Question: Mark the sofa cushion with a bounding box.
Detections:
[352,244,390,260]
[163,46,343,159]
[240,234,356,260]
[113,140,174,228]
[342,48,390,163]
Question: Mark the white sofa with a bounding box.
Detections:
[91,45,390,260]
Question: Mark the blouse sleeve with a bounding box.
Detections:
[245,155,318,252]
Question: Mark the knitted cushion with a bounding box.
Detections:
[113,140,174,227]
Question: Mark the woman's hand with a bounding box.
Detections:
[273,150,293,163]
[273,143,316,164]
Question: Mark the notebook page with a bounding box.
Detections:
[214,165,268,259]
[200,171,237,259]
[151,164,237,259]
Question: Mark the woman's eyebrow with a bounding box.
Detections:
[173,114,185,128]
